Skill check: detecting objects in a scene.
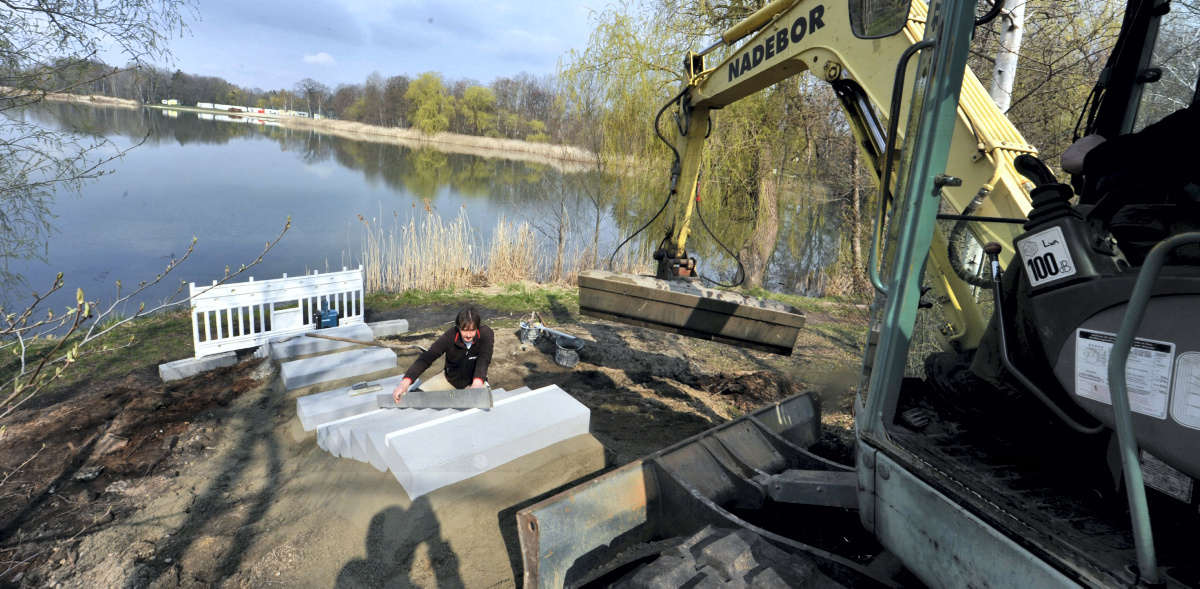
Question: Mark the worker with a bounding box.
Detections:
[392,308,494,402]
[1062,100,1200,184]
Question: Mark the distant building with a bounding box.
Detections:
[161,99,179,106]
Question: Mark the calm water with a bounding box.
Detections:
[8,104,843,319]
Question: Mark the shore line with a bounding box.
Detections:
[144,103,598,172]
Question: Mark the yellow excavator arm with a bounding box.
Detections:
[665,0,1037,350]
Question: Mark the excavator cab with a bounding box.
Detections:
[527,0,1200,586]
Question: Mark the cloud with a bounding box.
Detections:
[303,52,338,66]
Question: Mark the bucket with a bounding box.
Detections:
[554,336,585,368]
[518,325,541,346]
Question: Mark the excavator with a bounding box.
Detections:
[519,0,1200,586]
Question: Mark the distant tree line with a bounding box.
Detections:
[39,61,567,144]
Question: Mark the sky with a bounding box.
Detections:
[158,0,597,91]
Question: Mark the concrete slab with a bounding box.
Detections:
[346,389,512,470]
[270,323,376,361]
[159,351,237,382]
[368,319,410,338]
[359,388,529,473]
[280,347,396,391]
[296,374,410,431]
[316,409,387,458]
[381,385,590,498]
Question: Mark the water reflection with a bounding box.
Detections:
[11,104,846,318]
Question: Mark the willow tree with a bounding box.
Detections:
[558,1,685,270]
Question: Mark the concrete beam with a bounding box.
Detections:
[280,347,396,391]
[383,385,590,499]
[270,323,377,361]
[296,374,408,431]
[159,351,237,382]
[368,319,410,338]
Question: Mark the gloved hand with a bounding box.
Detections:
[393,377,413,403]
[1061,134,1107,174]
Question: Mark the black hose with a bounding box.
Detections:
[607,87,690,269]
[975,0,1005,27]
[695,193,746,288]
[947,187,994,287]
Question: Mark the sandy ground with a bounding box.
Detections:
[0,303,866,587]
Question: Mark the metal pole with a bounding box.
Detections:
[1107,232,1200,585]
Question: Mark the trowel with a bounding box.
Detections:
[376,386,494,410]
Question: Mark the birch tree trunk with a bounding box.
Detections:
[990,0,1027,113]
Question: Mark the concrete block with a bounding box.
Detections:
[280,347,396,391]
[270,323,376,361]
[337,389,513,469]
[296,374,408,431]
[159,351,237,382]
[317,409,387,457]
[368,319,410,338]
[359,389,527,472]
[382,385,591,498]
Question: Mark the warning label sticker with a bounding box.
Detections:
[1142,450,1194,503]
[1074,329,1174,419]
[1017,226,1077,287]
[1170,352,1200,430]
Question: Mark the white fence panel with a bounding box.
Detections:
[190,266,365,358]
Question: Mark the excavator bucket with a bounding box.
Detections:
[516,392,882,588]
[577,270,806,355]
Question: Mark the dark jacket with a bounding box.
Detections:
[403,325,494,389]
[1083,101,1200,185]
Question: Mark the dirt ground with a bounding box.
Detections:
[0,301,867,587]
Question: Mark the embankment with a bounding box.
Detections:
[277,117,596,172]
[0,87,140,109]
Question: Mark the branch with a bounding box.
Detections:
[0,217,291,417]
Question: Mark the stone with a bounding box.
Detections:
[697,530,758,580]
[279,347,396,391]
[368,319,410,338]
[382,385,589,498]
[625,555,696,588]
[269,323,376,361]
[158,351,236,382]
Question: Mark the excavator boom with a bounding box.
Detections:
[580,0,1038,352]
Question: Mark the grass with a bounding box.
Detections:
[0,310,194,411]
[365,281,581,324]
[741,286,869,316]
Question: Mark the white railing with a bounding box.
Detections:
[190,266,365,358]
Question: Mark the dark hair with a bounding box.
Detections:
[456,308,481,331]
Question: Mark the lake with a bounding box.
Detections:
[6,104,843,320]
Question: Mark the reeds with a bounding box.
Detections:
[487,215,539,284]
[359,207,482,293]
[357,207,654,293]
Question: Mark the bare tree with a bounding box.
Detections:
[294,78,330,117]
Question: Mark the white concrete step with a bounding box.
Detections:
[269,323,377,361]
[314,388,518,465]
[358,388,530,472]
[381,385,590,498]
[280,347,396,391]
[296,374,410,431]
